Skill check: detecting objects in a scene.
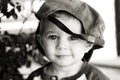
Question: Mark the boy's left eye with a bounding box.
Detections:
[69,35,80,41]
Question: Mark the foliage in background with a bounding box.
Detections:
[0,31,48,80]
[0,0,22,22]
[0,0,47,79]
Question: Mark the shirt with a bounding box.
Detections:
[26,62,110,80]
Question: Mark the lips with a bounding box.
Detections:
[55,51,72,58]
[56,55,72,58]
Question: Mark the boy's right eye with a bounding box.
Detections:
[47,35,58,40]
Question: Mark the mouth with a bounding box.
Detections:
[56,55,72,58]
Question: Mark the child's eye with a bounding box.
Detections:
[69,35,80,41]
[47,35,58,40]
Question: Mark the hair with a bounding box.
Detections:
[36,11,95,62]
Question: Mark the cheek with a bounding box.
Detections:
[43,41,56,56]
[43,45,54,60]
[71,44,87,57]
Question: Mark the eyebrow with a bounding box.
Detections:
[44,31,56,36]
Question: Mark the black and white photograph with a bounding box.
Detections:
[0,0,120,80]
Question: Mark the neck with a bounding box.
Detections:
[47,61,84,79]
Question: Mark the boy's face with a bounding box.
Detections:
[40,14,92,67]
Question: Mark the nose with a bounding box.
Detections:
[56,38,69,50]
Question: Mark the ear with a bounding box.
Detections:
[85,43,94,53]
[37,34,44,47]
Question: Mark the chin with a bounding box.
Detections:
[54,61,75,67]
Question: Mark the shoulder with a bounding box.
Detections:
[85,63,110,80]
[26,67,43,80]
[26,62,51,80]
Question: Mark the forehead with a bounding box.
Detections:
[43,11,83,34]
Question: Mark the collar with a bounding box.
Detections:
[40,62,88,80]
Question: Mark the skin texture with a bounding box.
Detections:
[37,12,93,79]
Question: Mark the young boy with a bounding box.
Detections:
[27,0,110,80]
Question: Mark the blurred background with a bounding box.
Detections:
[0,0,120,80]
